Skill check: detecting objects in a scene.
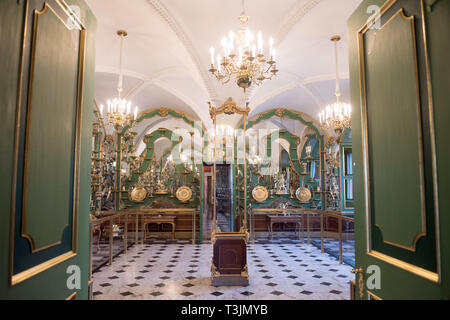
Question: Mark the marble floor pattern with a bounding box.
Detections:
[91,237,135,272]
[92,240,354,300]
[310,239,355,267]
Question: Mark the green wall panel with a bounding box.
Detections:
[121,128,200,209]
[23,3,79,252]
[364,10,425,251]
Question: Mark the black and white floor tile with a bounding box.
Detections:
[91,237,135,272]
[92,239,354,300]
[310,239,355,267]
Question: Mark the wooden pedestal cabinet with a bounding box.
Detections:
[211,232,249,286]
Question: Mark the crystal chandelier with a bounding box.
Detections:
[100,30,138,130]
[208,0,278,91]
[318,36,351,135]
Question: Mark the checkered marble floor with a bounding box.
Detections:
[91,238,134,272]
[92,240,353,300]
[310,239,355,267]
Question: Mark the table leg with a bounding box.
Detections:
[141,214,145,245]
[301,213,305,244]
[97,228,101,250]
[270,222,273,240]
[135,214,138,245]
[109,218,113,265]
[172,223,175,240]
[307,213,310,245]
[124,213,128,254]
[320,213,324,253]
[143,223,146,242]
[192,210,195,245]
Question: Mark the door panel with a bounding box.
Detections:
[365,9,426,252]
[0,0,96,299]
[348,0,449,299]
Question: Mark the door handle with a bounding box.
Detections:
[351,267,365,299]
[351,268,363,274]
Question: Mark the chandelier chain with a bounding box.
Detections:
[318,35,351,136]
[334,39,340,101]
[99,30,139,131]
[118,33,124,97]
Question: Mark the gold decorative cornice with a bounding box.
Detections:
[276,108,284,118]
[158,107,169,117]
[208,97,250,120]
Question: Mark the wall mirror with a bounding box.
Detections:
[211,102,247,232]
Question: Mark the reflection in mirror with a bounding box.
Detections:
[214,112,243,232]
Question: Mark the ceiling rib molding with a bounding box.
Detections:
[251,72,349,109]
[128,78,210,125]
[303,72,350,84]
[247,0,323,103]
[146,0,219,105]
[95,65,210,124]
[152,79,209,123]
[96,65,206,93]
[275,0,324,43]
[96,65,147,81]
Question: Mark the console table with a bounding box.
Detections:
[143,215,176,240]
[267,215,302,240]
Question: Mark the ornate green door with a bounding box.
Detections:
[348,0,449,299]
[0,0,96,299]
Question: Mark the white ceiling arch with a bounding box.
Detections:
[250,71,350,111]
[87,0,363,136]
[146,0,219,104]
[216,0,326,107]
[94,65,211,125]
[274,0,323,42]
[96,65,205,90]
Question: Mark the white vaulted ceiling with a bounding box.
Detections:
[87,0,363,133]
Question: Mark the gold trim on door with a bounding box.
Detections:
[367,290,382,300]
[11,251,76,286]
[360,7,426,252]
[9,0,87,286]
[368,250,438,283]
[66,291,77,300]
[357,0,440,283]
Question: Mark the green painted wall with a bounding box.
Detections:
[348,0,449,299]
[235,109,326,215]
[0,0,96,299]
[247,131,321,209]
[121,128,201,209]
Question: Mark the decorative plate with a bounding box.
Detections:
[130,186,147,202]
[296,187,311,203]
[252,186,269,203]
[176,186,192,202]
